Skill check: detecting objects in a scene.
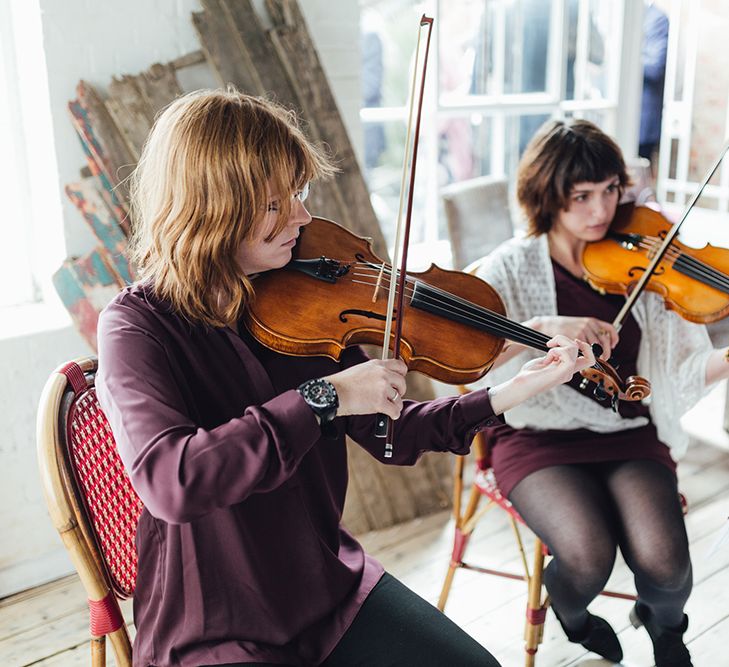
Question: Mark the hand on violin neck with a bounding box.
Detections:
[324,359,408,420]
[488,336,596,414]
[529,315,618,361]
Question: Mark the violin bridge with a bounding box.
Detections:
[372,264,386,302]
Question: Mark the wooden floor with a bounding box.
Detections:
[3,438,729,666]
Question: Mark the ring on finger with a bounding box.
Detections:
[391,389,400,402]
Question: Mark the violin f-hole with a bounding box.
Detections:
[339,309,395,323]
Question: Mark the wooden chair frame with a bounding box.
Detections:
[437,413,637,667]
[36,356,133,666]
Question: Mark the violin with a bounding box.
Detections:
[583,201,729,323]
[246,217,651,406]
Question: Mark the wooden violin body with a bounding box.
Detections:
[247,218,650,403]
[583,202,729,323]
[248,217,505,385]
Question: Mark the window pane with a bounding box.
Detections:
[0,1,36,306]
[442,0,553,100]
[439,0,492,98]
[504,113,552,171]
[438,115,491,184]
[361,119,437,250]
[361,0,426,110]
[437,112,552,186]
[360,0,625,248]
[565,0,613,101]
[503,0,552,95]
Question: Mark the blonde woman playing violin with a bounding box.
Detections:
[95,89,596,667]
[477,118,729,667]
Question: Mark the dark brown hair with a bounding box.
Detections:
[516,118,630,236]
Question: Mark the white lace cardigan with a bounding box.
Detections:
[473,233,714,460]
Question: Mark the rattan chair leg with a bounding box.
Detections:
[460,484,483,530]
[91,636,105,667]
[524,538,547,667]
[109,627,134,667]
[437,563,458,611]
[438,494,484,611]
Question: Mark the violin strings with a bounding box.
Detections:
[350,264,612,377]
[352,269,612,377]
[350,266,549,349]
[622,235,729,294]
[633,238,729,291]
[351,274,549,350]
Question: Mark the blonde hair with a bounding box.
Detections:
[129,88,335,327]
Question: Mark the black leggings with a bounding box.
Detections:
[215,572,500,666]
[509,460,692,630]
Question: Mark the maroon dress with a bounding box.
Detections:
[490,260,676,498]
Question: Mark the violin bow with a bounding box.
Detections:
[376,15,434,457]
[612,139,729,332]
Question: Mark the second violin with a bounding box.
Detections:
[583,201,729,324]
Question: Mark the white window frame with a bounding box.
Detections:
[360,0,644,265]
[0,0,65,323]
[657,0,729,212]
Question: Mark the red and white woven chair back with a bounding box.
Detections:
[61,361,144,599]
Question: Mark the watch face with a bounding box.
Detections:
[302,379,337,408]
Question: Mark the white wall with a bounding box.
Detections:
[0,0,362,598]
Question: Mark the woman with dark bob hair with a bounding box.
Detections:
[476,118,729,667]
[95,89,595,667]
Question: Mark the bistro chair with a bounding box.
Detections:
[441,175,514,270]
[36,355,142,666]
[436,414,644,666]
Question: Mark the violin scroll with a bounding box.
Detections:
[579,360,651,404]
[622,375,652,402]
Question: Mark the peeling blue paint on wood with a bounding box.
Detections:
[66,180,135,283]
[52,247,125,351]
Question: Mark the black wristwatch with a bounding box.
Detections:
[297,378,339,424]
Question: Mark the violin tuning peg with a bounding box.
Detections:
[579,377,590,391]
[593,379,609,402]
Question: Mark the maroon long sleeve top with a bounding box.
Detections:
[96,284,500,667]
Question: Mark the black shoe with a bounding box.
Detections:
[552,606,623,663]
[630,601,693,667]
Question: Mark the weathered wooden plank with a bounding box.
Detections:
[171,49,207,70]
[216,0,296,98]
[264,0,385,255]
[65,180,135,284]
[106,62,186,161]
[192,2,265,93]
[194,0,388,258]
[106,75,158,161]
[69,81,136,208]
[0,575,134,665]
[0,576,84,641]
[342,438,396,530]
[68,107,131,236]
[52,248,125,351]
[138,63,184,117]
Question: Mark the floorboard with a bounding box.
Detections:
[2,439,728,666]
